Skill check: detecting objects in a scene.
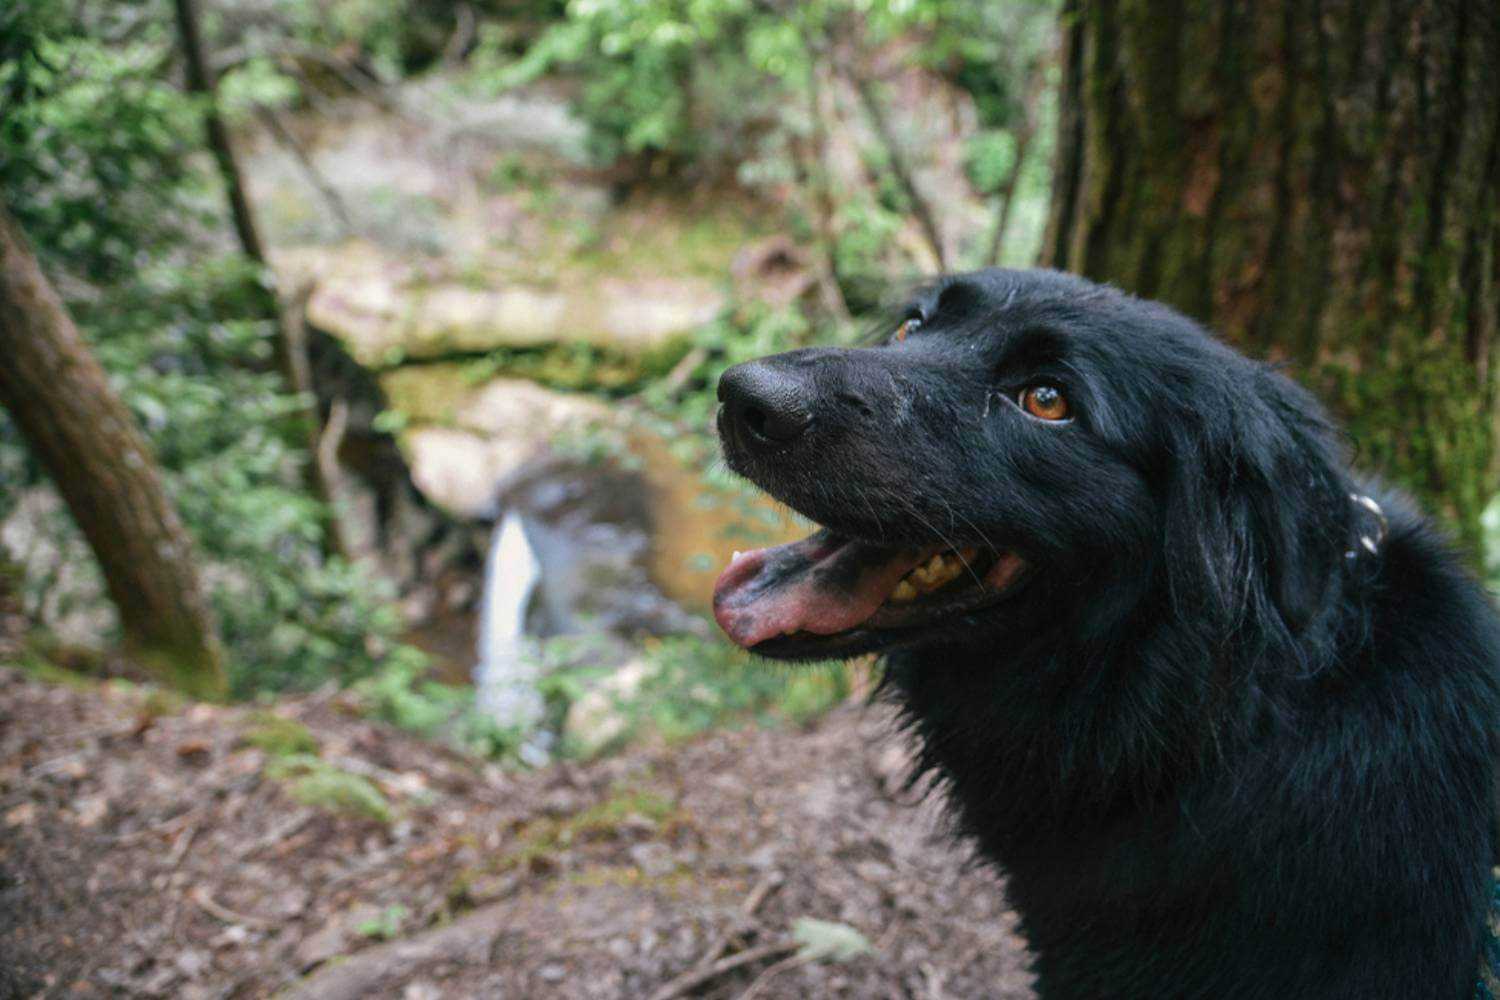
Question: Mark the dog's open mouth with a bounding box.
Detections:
[712,528,1028,656]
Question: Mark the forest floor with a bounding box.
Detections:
[0,666,1035,999]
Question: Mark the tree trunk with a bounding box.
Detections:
[0,205,228,699]
[174,0,344,556]
[1044,0,1500,551]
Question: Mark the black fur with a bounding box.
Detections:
[717,269,1500,999]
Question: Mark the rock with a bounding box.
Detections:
[305,246,723,367]
[381,367,613,436]
[385,373,614,519]
[399,428,525,521]
[389,370,807,613]
[563,658,657,758]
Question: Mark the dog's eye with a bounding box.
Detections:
[1020,385,1070,421]
[894,316,922,342]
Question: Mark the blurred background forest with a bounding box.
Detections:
[1,0,1497,996]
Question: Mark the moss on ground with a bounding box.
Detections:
[265,753,393,824]
[243,713,321,757]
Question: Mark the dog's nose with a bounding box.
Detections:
[717,361,811,445]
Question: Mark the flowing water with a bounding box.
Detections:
[468,457,716,758]
[472,511,548,748]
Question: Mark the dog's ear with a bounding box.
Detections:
[1161,378,1348,646]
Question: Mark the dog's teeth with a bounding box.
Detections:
[731,550,743,563]
[891,580,918,603]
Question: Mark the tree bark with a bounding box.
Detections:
[1044,0,1500,551]
[0,205,227,698]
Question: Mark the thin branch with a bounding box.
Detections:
[734,952,817,1000]
[254,104,354,236]
[174,0,267,264]
[840,62,948,271]
[189,886,275,928]
[985,62,1047,267]
[212,42,401,114]
[442,2,478,66]
[800,52,853,321]
[646,941,799,1000]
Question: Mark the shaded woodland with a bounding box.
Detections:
[1,0,1496,996]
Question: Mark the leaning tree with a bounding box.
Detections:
[1044,0,1499,551]
[0,203,227,699]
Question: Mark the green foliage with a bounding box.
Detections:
[473,0,1059,287]
[0,1,413,697]
[476,0,1054,174]
[354,650,532,760]
[630,635,851,742]
[267,753,394,823]
[475,0,774,167]
[355,904,410,940]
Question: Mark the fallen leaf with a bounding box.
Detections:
[792,918,874,963]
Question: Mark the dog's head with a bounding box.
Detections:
[713,268,1355,662]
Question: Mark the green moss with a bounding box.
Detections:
[1319,333,1492,555]
[134,641,228,703]
[243,713,320,757]
[457,338,692,397]
[565,866,693,891]
[497,785,683,871]
[267,754,393,823]
[11,646,100,691]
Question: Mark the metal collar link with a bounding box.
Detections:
[1345,492,1387,560]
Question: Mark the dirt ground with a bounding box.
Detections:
[0,667,1035,999]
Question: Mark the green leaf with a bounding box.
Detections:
[792,917,875,963]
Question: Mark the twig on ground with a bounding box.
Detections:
[238,808,316,860]
[741,870,785,917]
[278,904,511,1000]
[734,951,816,1000]
[646,940,799,1000]
[674,869,786,980]
[190,886,275,928]
[167,821,199,869]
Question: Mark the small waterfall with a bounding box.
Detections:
[472,511,551,761]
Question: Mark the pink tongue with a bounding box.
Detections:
[712,529,928,648]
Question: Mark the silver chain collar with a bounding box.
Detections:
[1346,492,1387,560]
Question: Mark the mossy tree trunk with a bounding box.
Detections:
[0,204,227,699]
[1044,0,1500,551]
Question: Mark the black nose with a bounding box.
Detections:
[717,361,812,446]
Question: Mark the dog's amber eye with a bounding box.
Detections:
[1020,385,1070,421]
[894,317,922,342]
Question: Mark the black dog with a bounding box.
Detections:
[712,268,1500,999]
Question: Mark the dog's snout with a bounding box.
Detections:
[718,361,812,446]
